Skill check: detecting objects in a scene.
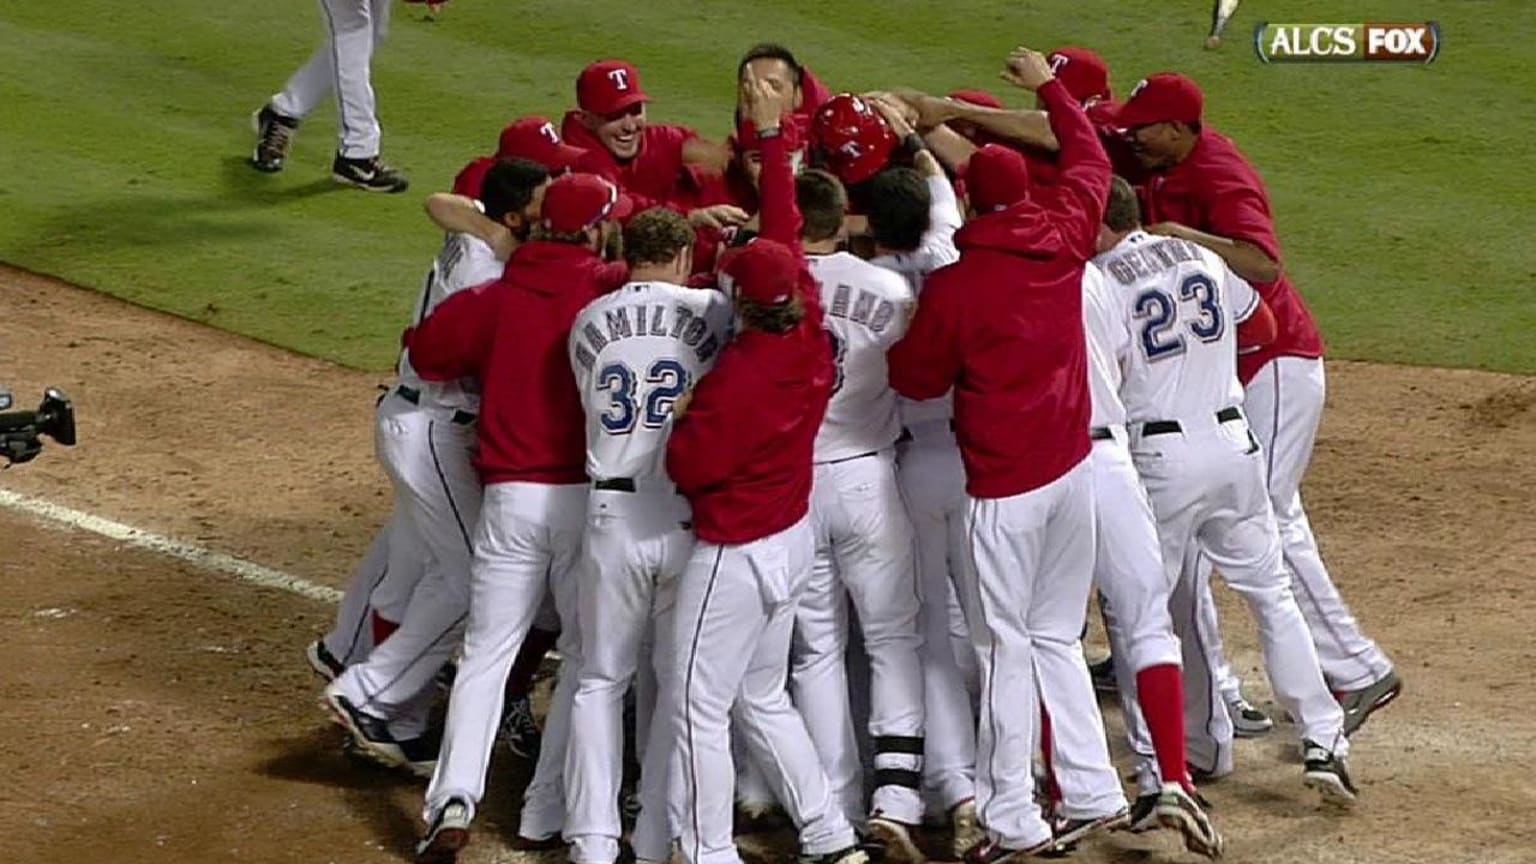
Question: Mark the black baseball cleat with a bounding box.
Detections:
[1046,807,1129,856]
[1338,670,1402,737]
[499,693,542,761]
[251,105,299,173]
[1088,655,1118,695]
[322,685,438,778]
[305,639,344,681]
[1302,740,1359,807]
[962,835,1056,864]
[416,797,472,864]
[332,153,410,193]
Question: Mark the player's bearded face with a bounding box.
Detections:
[596,104,647,160]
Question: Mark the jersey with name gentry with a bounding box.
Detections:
[1081,264,1128,429]
[397,232,504,414]
[808,252,915,462]
[569,281,734,485]
[1096,230,1259,424]
[870,173,963,432]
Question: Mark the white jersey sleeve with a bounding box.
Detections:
[397,232,504,414]
[569,282,734,485]
[808,252,915,462]
[1081,264,1129,429]
[1223,263,1260,324]
[1099,230,1249,424]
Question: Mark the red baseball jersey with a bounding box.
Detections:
[561,112,698,215]
[1136,130,1325,383]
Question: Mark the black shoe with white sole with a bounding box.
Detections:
[322,686,437,778]
[1302,740,1359,806]
[416,797,472,864]
[1088,655,1118,695]
[332,153,410,193]
[251,105,299,173]
[1048,807,1130,855]
[1155,784,1224,859]
[305,639,344,681]
[1128,792,1160,832]
[1338,670,1402,737]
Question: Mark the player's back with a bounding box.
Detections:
[569,281,733,485]
[398,232,504,411]
[1098,231,1258,423]
[807,252,914,461]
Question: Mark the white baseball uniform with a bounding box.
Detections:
[270,0,392,159]
[329,231,499,739]
[1101,230,1347,774]
[562,281,734,864]
[317,515,397,667]
[790,250,923,827]
[873,174,978,814]
[1080,263,1185,796]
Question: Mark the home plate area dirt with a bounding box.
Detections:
[2,268,1533,864]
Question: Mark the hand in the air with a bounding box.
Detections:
[740,65,793,133]
[1000,47,1055,92]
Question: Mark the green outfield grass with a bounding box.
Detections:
[1,1,1531,372]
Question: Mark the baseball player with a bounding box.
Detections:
[858,98,984,856]
[662,70,864,864]
[561,208,734,864]
[305,516,398,679]
[785,167,924,859]
[1079,194,1221,857]
[250,0,413,191]
[811,94,899,194]
[322,160,551,777]
[1115,73,1400,735]
[1093,172,1359,805]
[405,172,632,864]
[887,49,1128,861]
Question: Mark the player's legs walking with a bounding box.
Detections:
[518,553,583,841]
[1246,357,1395,694]
[313,515,395,674]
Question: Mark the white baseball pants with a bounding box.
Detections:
[565,488,693,864]
[670,517,857,864]
[895,429,978,814]
[1131,411,1348,774]
[958,460,1122,850]
[330,393,481,739]
[793,450,926,826]
[423,481,586,824]
[270,0,391,158]
[320,514,395,666]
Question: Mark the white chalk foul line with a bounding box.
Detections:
[0,488,342,604]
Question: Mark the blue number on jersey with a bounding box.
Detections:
[643,359,691,428]
[1134,289,1185,361]
[597,362,638,434]
[597,359,692,434]
[1179,273,1224,342]
[826,329,849,395]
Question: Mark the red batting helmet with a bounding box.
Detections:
[811,94,897,186]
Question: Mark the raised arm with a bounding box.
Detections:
[404,278,503,381]
[740,65,802,249]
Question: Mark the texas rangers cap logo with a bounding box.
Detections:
[839,141,865,159]
[607,68,631,90]
[1130,78,1150,99]
[539,122,560,144]
[1049,53,1070,73]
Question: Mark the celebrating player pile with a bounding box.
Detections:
[302,38,1401,864]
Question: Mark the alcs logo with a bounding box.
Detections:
[1255,21,1441,64]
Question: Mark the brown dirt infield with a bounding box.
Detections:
[2,268,1533,864]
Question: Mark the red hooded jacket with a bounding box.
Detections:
[665,131,834,544]
[1136,130,1324,384]
[405,241,627,485]
[888,79,1109,500]
[561,112,698,214]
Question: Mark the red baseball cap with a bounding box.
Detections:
[966,144,1032,214]
[540,172,633,234]
[452,156,495,198]
[577,60,649,116]
[812,94,898,186]
[723,238,800,306]
[1047,47,1112,105]
[497,116,586,171]
[948,89,1004,109]
[1110,73,1204,129]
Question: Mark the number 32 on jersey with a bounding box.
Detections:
[596,359,690,434]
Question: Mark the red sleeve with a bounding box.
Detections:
[665,355,772,493]
[572,148,681,217]
[405,278,502,381]
[1038,79,1111,260]
[1204,171,1283,266]
[887,269,963,400]
[1237,296,1278,350]
[757,133,802,250]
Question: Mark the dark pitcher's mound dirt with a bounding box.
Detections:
[2,268,1533,864]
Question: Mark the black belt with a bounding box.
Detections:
[1090,426,1113,441]
[395,385,476,426]
[817,450,878,466]
[593,478,636,492]
[1142,406,1243,437]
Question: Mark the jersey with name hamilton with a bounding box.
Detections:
[397,232,504,414]
[870,174,963,431]
[808,252,915,462]
[1095,230,1259,424]
[1081,264,1129,429]
[569,281,733,485]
